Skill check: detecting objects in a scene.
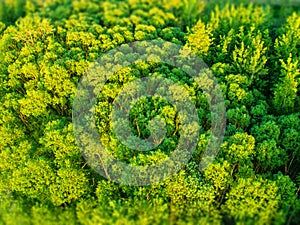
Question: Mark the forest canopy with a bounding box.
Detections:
[0,0,299,224]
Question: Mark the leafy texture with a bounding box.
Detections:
[0,1,299,224]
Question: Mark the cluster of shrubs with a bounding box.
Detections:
[0,0,299,224]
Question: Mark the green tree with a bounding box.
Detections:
[273,55,300,115]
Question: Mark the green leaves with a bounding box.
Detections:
[185,19,213,56]
[256,139,287,172]
[49,165,90,206]
[223,176,281,224]
[204,160,234,193]
[273,55,300,115]
[227,106,251,129]
[220,132,256,165]
[166,167,221,224]
[18,89,51,117]
[0,1,299,224]
[274,12,300,64]
[251,120,280,142]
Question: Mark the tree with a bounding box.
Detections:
[0,1,299,224]
[273,55,300,115]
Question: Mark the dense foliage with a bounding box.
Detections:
[0,0,299,224]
